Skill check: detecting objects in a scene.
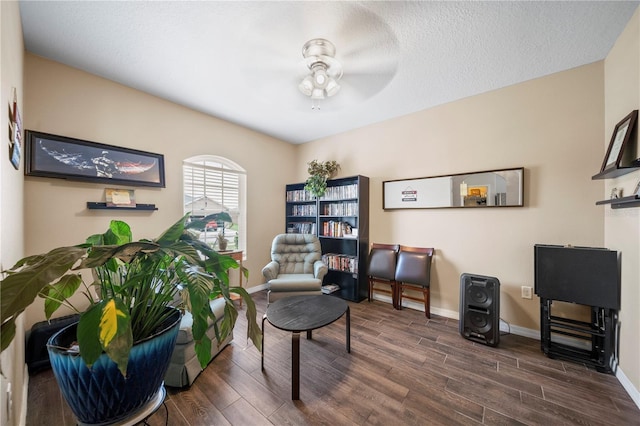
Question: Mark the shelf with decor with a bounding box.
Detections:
[592,110,640,208]
[592,110,639,180]
[87,202,157,211]
[591,166,639,180]
[595,195,640,209]
[284,175,369,302]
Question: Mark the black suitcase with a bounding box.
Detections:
[26,314,79,374]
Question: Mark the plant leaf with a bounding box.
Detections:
[41,274,83,319]
[77,302,106,367]
[1,246,87,324]
[1,318,17,352]
[79,242,159,269]
[77,299,132,375]
[99,299,130,348]
[107,220,132,245]
[156,214,189,244]
[100,298,132,376]
[194,334,212,368]
[230,287,262,351]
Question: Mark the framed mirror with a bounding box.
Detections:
[383,167,524,209]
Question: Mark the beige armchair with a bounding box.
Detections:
[262,233,328,303]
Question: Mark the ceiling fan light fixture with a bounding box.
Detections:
[325,78,340,97]
[298,38,343,105]
[311,88,325,100]
[313,67,328,87]
[298,75,314,96]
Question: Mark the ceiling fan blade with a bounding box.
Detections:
[237,1,401,109]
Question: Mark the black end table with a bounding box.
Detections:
[261,295,350,400]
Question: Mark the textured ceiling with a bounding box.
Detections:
[19,1,639,144]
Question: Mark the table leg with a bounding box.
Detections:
[261,314,266,371]
[306,330,312,339]
[292,332,300,400]
[238,257,243,308]
[346,306,351,353]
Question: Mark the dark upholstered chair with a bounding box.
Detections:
[368,243,400,308]
[262,234,328,303]
[395,246,434,318]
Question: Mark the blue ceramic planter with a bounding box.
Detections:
[47,308,181,425]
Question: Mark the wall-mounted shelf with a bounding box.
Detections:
[591,165,640,180]
[87,202,157,211]
[595,195,640,209]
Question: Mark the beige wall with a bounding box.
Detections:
[23,53,297,329]
[604,8,640,400]
[7,6,639,416]
[299,62,605,331]
[1,2,26,425]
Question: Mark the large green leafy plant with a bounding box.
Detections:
[0,213,261,375]
[304,160,340,198]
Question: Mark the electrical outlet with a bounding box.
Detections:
[6,382,11,421]
[521,286,533,299]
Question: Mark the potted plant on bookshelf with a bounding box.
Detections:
[304,159,340,198]
[0,213,261,425]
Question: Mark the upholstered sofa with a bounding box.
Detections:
[164,297,232,387]
[262,233,328,303]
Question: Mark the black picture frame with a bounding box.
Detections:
[600,110,638,173]
[25,130,165,187]
[382,167,524,209]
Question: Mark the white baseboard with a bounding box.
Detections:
[247,283,269,294]
[616,366,640,409]
[372,294,639,409]
[20,364,28,426]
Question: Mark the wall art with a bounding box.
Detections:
[25,130,165,187]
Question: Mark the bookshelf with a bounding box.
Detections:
[285,182,318,235]
[285,176,369,302]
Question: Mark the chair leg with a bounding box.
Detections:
[390,281,396,309]
[423,287,430,319]
[368,278,373,302]
[396,283,402,310]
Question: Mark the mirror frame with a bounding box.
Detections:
[383,167,524,210]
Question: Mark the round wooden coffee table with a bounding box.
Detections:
[261,295,350,400]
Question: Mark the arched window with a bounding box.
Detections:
[183,155,246,254]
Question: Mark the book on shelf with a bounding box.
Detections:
[320,183,358,200]
[286,189,314,202]
[321,220,354,238]
[322,253,358,273]
[287,222,316,234]
[322,284,340,294]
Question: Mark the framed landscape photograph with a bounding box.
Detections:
[600,110,638,173]
[25,130,165,187]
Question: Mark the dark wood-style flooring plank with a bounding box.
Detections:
[26,291,639,425]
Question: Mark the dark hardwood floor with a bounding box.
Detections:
[27,290,639,425]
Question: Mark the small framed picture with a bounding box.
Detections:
[600,110,638,173]
[106,188,136,208]
[633,179,640,197]
[9,88,21,170]
[610,187,622,199]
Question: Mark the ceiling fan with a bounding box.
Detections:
[297,38,343,109]
[239,2,400,111]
